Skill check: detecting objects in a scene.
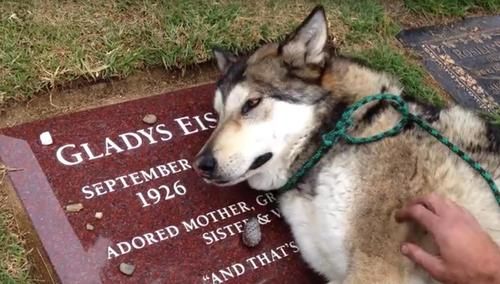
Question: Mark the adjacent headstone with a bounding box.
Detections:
[397,16,500,111]
[0,84,324,283]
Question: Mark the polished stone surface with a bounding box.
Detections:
[398,16,500,111]
[0,84,323,283]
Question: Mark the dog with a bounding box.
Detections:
[194,6,500,283]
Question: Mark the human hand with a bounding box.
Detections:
[396,193,500,284]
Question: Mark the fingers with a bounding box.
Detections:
[405,193,444,214]
[401,243,447,281]
[396,203,439,232]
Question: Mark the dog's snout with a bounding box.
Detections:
[195,152,217,177]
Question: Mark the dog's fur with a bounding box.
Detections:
[195,6,500,283]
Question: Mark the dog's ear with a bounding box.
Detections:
[279,6,328,67]
[213,49,238,73]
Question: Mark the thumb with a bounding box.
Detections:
[401,243,447,281]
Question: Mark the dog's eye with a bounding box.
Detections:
[241,98,262,115]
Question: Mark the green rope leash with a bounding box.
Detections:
[278,94,500,206]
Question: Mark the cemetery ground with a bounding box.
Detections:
[1,0,499,282]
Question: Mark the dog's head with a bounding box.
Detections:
[194,6,332,190]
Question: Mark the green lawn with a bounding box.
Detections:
[0,0,498,282]
[405,0,499,16]
[0,166,30,284]
[0,211,30,284]
[0,0,326,105]
[4,0,498,108]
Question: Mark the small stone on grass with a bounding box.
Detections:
[95,212,103,219]
[119,262,135,276]
[65,203,83,212]
[86,223,94,231]
[142,114,157,125]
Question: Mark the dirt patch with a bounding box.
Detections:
[0,62,219,129]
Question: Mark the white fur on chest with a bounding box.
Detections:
[279,157,358,282]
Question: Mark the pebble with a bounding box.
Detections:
[65,203,83,212]
[86,223,94,231]
[242,217,261,247]
[39,131,53,146]
[142,114,157,125]
[119,263,135,276]
[95,212,103,219]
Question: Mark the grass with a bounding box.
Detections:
[0,0,327,106]
[0,0,442,108]
[0,211,31,284]
[0,165,31,284]
[338,0,396,45]
[404,0,500,16]
[485,111,500,125]
[0,0,498,282]
[1,0,498,108]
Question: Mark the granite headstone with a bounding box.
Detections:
[0,84,323,283]
[397,16,500,111]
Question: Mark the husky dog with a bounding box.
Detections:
[194,6,500,283]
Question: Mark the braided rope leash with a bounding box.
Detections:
[278,94,500,206]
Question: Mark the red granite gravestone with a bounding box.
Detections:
[0,84,324,284]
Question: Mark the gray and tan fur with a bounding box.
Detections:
[194,6,500,284]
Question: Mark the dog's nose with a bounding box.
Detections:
[195,152,217,177]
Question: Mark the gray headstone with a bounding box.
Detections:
[397,16,500,112]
